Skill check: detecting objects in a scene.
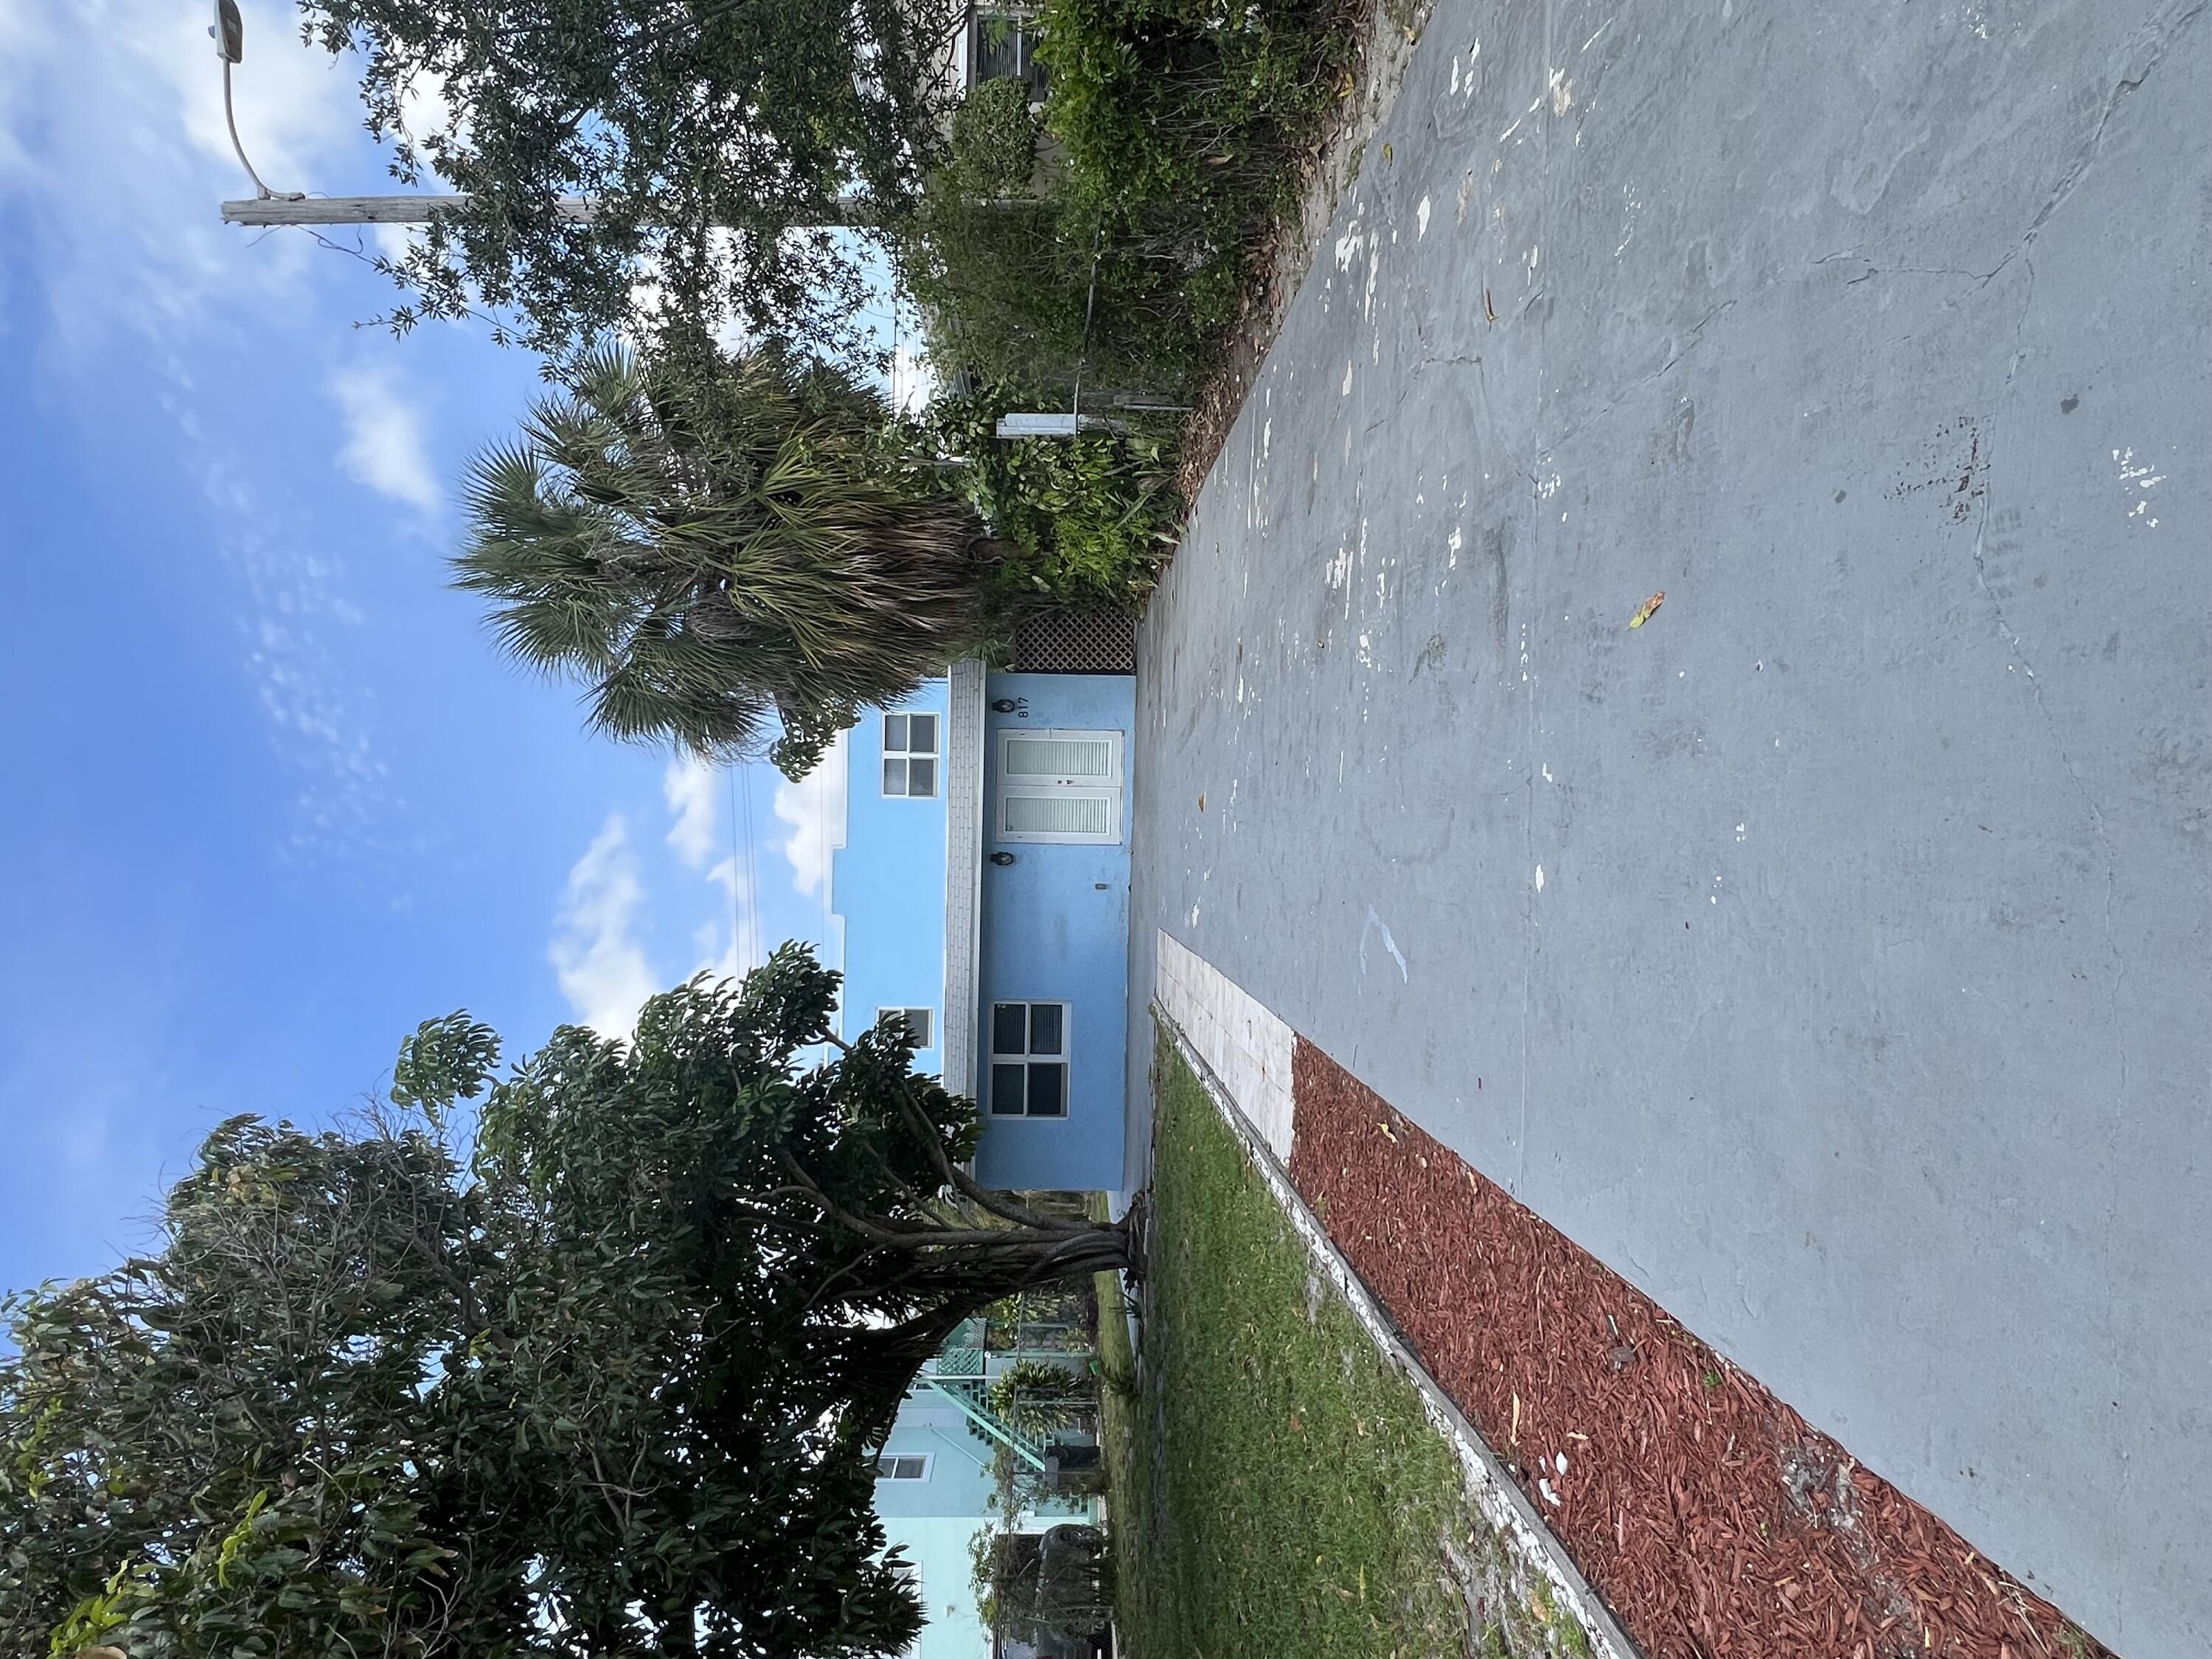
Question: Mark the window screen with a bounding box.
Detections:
[875,1455,930,1481]
[1004,735,1116,779]
[972,15,1048,98]
[1001,793,1113,838]
[878,1007,933,1049]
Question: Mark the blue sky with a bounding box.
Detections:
[0,0,849,1298]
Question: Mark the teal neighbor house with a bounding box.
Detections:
[827,631,1138,1194]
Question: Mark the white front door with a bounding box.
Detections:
[995,729,1125,844]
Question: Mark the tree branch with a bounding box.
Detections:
[814,1032,1097,1234]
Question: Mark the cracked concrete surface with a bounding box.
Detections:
[1122,1,2210,1653]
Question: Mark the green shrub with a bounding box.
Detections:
[1036,0,1356,347]
[922,391,1183,614]
[947,77,1040,196]
[897,192,1103,395]
[895,0,1355,401]
[990,1359,1093,1441]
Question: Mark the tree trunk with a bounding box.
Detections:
[832,1204,1141,1435]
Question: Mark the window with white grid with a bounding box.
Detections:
[990,1002,1069,1118]
[875,1453,932,1481]
[882,712,939,798]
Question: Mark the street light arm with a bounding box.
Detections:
[222,58,302,203]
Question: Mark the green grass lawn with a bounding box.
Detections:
[1097,1029,1596,1659]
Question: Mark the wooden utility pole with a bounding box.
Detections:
[223,195,591,227]
[220,195,879,227]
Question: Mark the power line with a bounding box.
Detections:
[737,762,762,967]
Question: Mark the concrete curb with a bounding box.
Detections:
[1153,1001,1645,1659]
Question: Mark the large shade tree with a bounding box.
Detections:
[454,343,1001,779]
[0,945,1137,1657]
[296,0,956,359]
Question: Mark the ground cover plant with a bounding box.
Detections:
[1102,1032,1601,1657]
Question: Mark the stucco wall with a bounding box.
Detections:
[875,1401,998,1519]
[882,1514,992,1659]
[874,1400,999,1659]
[974,672,1135,1192]
[833,681,950,1068]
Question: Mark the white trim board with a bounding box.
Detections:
[942,661,987,1099]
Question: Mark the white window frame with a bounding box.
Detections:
[988,1001,1071,1119]
[970,10,1047,102]
[994,728,1124,845]
[875,1453,933,1481]
[882,711,941,799]
[876,1006,935,1050]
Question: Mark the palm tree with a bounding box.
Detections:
[989,1358,1095,1442]
[454,343,998,779]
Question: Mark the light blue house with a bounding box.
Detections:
[828,630,1135,1655]
[830,643,1137,1194]
[872,1322,1102,1659]
[871,1374,1000,1659]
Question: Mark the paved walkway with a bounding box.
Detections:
[1123,4,2211,1655]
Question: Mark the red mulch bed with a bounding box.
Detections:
[1287,1037,2110,1659]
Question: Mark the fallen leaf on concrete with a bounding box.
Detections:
[1197,793,1206,810]
[1630,591,1666,628]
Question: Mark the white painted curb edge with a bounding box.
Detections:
[1153,1003,1645,1659]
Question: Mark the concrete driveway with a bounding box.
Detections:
[1123,2,2210,1653]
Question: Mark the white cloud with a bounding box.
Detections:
[330,363,442,512]
[371,220,424,266]
[0,0,364,349]
[549,815,658,1038]
[698,854,758,982]
[160,392,397,861]
[663,757,720,869]
[0,0,416,861]
[664,758,765,982]
[772,733,848,900]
